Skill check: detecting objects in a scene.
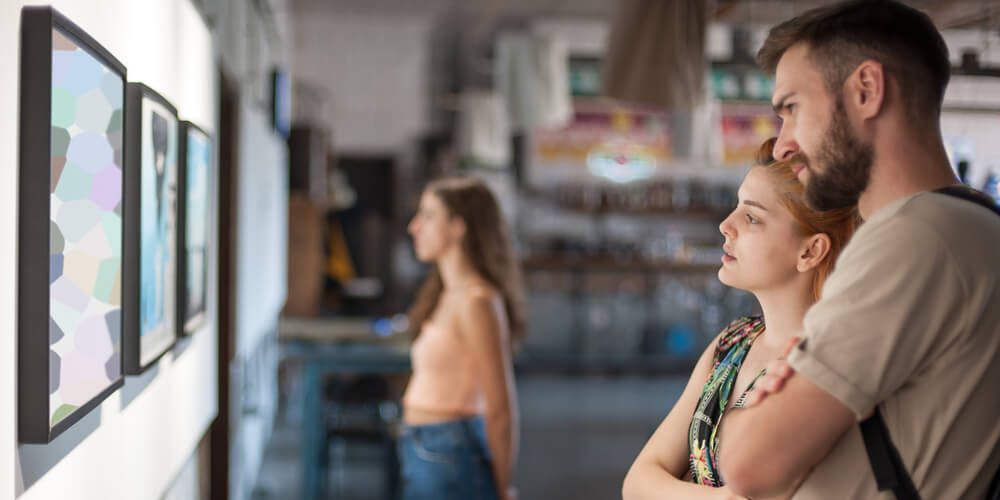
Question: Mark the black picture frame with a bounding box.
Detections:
[176,120,213,337]
[123,82,179,374]
[18,6,127,444]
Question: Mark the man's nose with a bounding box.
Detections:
[773,130,799,161]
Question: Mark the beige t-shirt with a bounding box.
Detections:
[788,191,1000,500]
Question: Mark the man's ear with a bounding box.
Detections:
[797,233,831,273]
[845,60,886,121]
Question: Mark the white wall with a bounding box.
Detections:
[235,103,288,358]
[161,451,201,500]
[1,1,218,499]
[228,98,288,500]
[292,11,433,153]
[0,0,20,494]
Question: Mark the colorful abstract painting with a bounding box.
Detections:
[182,124,210,334]
[38,20,124,436]
[139,95,178,366]
[18,6,128,444]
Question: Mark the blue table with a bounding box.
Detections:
[282,341,411,500]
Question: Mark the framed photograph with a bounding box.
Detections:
[124,83,178,374]
[18,6,127,443]
[177,121,212,336]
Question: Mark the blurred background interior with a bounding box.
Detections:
[4,1,1000,499]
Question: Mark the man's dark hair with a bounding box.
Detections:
[757,0,950,122]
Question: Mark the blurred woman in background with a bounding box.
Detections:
[622,138,860,499]
[401,176,525,500]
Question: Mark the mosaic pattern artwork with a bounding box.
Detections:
[48,26,124,428]
[183,126,210,333]
[139,96,177,365]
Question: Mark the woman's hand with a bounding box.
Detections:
[503,485,518,500]
[742,337,799,407]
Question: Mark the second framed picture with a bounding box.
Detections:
[124,83,178,374]
[177,121,212,336]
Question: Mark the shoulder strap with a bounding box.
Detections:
[860,408,921,500]
[991,467,1000,500]
[933,185,1000,217]
[716,316,764,354]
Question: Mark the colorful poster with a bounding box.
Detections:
[529,101,672,186]
[47,25,124,430]
[719,102,782,166]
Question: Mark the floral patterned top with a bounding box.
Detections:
[688,316,766,486]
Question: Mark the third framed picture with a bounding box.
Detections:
[177,121,212,336]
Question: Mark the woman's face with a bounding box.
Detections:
[408,191,461,262]
[718,166,811,293]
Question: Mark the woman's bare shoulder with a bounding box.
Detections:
[460,280,502,306]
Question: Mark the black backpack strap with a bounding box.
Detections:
[860,408,922,500]
[933,185,1000,217]
[990,466,1000,500]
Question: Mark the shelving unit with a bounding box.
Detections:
[522,255,722,274]
[506,63,773,374]
[514,352,698,376]
[517,247,757,375]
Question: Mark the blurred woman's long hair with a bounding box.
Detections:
[407,176,526,345]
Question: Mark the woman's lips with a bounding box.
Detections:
[722,246,736,263]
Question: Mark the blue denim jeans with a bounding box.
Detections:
[398,417,499,500]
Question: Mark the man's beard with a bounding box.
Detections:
[802,97,874,211]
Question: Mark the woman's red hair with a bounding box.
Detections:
[755,138,862,300]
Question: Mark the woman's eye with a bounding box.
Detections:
[746,213,759,225]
